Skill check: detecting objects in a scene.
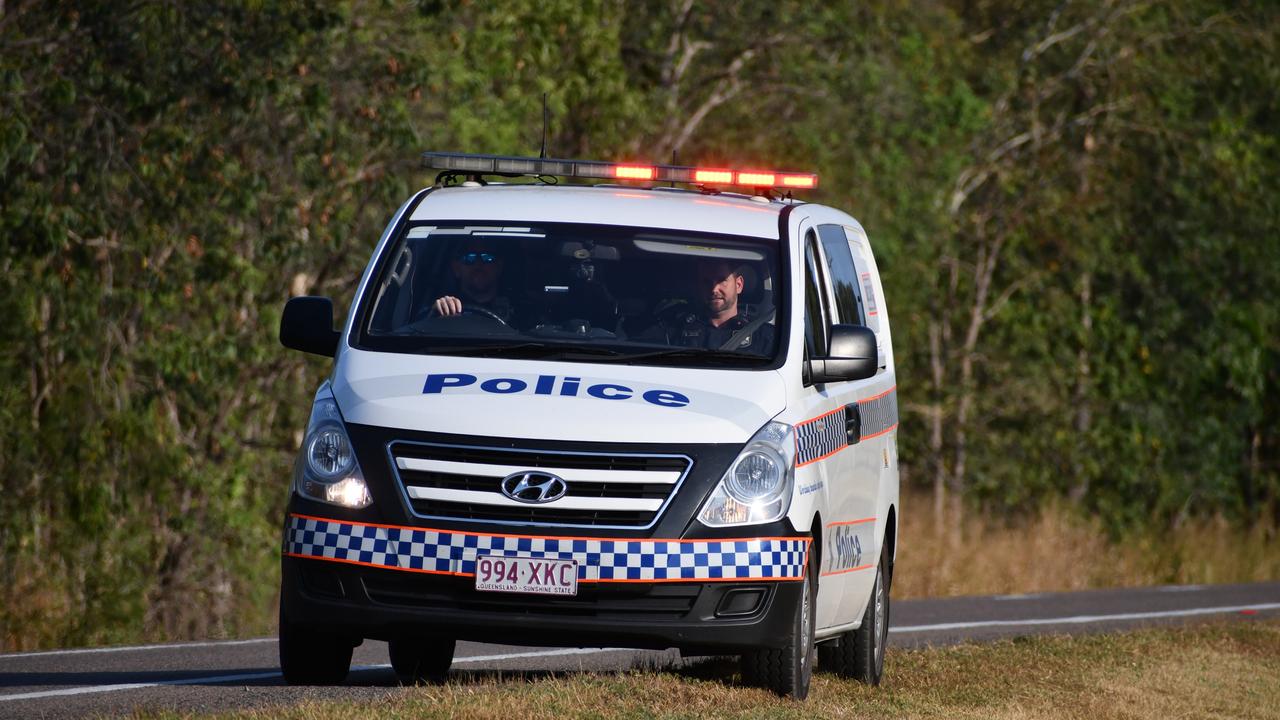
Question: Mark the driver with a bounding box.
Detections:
[431,240,515,323]
[673,259,774,354]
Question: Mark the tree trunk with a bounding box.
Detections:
[929,319,947,528]
[1070,271,1092,503]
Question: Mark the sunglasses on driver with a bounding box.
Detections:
[457,251,499,265]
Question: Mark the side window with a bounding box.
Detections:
[817,224,865,326]
[803,230,830,357]
[844,225,888,369]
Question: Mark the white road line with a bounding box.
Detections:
[0,670,285,702]
[0,648,629,702]
[1,638,275,659]
[889,602,1280,633]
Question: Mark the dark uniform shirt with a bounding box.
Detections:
[675,310,775,355]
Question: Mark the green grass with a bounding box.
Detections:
[136,617,1280,720]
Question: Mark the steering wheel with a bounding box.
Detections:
[426,303,511,327]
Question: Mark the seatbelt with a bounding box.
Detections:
[718,306,776,352]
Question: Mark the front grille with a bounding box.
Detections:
[401,444,689,472]
[364,573,700,620]
[410,472,672,500]
[387,441,692,529]
[407,500,653,526]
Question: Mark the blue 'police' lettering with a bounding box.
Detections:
[587,383,632,400]
[560,377,581,397]
[829,525,864,572]
[423,373,476,394]
[481,378,526,394]
[642,389,690,408]
[422,373,690,407]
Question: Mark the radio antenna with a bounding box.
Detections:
[539,93,549,159]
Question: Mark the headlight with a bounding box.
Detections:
[306,427,354,479]
[698,421,795,527]
[294,390,372,509]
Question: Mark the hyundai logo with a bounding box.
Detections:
[500,471,568,504]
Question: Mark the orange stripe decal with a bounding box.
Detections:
[820,563,874,577]
[827,517,877,527]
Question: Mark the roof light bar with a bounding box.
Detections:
[779,174,818,189]
[614,165,657,180]
[736,172,776,187]
[422,152,818,191]
[693,169,734,184]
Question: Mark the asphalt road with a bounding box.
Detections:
[2,581,1277,719]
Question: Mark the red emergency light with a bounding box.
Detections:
[422,152,818,191]
[779,174,817,189]
[693,169,734,184]
[614,165,657,180]
[736,171,776,186]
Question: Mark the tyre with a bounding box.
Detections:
[389,637,456,685]
[740,552,816,699]
[818,546,889,685]
[278,609,354,685]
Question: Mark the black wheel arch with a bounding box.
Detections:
[809,511,823,582]
[882,504,897,592]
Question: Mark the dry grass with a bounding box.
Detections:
[136,618,1280,720]
[894,490,1280,599]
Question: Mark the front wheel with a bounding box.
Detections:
[278,609,353,685]
[389,638,455,685]
[818,546,889,685]
[740,555,816,699]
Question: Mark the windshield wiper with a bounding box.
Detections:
[406,340,765,365]
[576,347,769,365]
[421,341,630,360]
[547,346,628,359]
[419,342,559,357]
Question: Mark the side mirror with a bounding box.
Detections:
[808,324,877,383]
[280,296,340,357]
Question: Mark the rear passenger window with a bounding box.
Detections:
[817,224,865,326]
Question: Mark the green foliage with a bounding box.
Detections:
[1,0,1277,649]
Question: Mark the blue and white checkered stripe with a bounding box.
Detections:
[795,408,847,466]
[795,386,899,466]
[285,515,808,582]
[857,387,899,441]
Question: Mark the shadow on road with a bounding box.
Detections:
[443,656,740,688]
[0,655,743,691]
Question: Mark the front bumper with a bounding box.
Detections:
[281,513,809,654]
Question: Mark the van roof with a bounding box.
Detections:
[408,184,791,240]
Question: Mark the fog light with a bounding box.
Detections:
[716,587,766,617]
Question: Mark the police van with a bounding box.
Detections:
[278,152,899,699]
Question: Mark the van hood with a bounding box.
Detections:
[331,348,786,445]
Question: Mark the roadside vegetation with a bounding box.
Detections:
[134,618,1280,720]
[895,490,1280,599]
[2,1,1278,649]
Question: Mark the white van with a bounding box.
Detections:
[278,153,899,699]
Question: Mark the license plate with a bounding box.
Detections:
[474,555,579,596]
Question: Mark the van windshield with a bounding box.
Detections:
[356,221,784,368]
